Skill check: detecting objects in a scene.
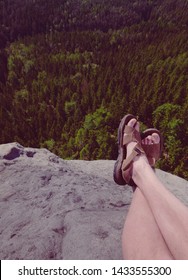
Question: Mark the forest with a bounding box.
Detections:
[0,0,188,179]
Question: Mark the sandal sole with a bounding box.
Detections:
[113,114,136,185]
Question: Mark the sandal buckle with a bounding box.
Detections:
[134,146,144,155]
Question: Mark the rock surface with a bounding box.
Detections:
[0,143,188,260]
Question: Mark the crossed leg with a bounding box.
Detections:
[122,119,188,260]
[122,187,173,259]
[132,158,188,260]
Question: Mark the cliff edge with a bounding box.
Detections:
[0,143,188,260]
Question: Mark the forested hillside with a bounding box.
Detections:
[0,0,188,179]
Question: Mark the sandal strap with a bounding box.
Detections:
[122,143,144,171]
[141,129,162,164]
[142,143,160,161]
[123,125,141,146]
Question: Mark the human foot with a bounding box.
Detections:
[141,129,162,166]
[113,114,146,186]
[130,131,162,184]
[121,119,149,184]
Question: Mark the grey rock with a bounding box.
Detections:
[0,143,188,260]
[0,142,24,160]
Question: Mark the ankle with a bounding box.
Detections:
[132,156,150,183]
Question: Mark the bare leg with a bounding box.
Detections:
[132,157,188,260]
[122,119,173,259]
[122,188,174,259]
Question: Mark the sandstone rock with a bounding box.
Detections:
[0,143,188,259]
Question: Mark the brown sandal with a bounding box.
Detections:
[141,129,163,167]
[113,114,145,187]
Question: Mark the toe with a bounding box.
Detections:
[142,137,146,145]
[142,135,152,145]
[151,133,160,144]
[127,118,137,128]
[147,135,152,144]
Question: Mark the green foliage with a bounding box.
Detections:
[80,144,89,160]
[41,139,55,151]
[73,106,114,160]
[14,89,29,103]
[64,101,77,116]
[152,103,183,131]
[7,43,35,88]
[0,0,188,178]
[152,103,186,177]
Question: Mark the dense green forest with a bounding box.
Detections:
[0,0,188,179]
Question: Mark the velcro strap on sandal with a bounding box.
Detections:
[122,144,144,171]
